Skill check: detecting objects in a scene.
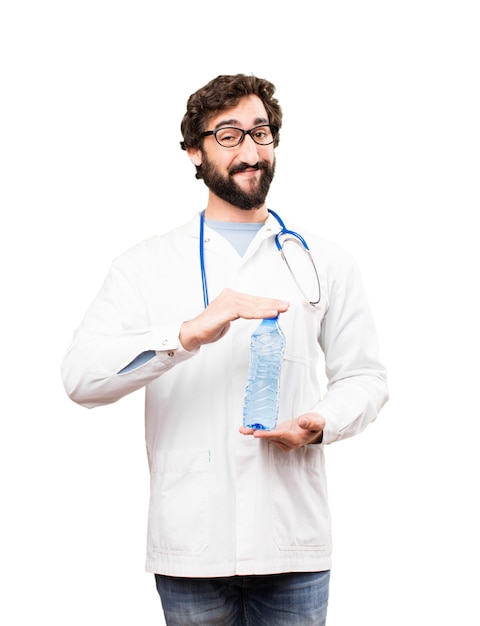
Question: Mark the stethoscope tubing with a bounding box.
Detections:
[199,209,321,308]
[267,209,311,252]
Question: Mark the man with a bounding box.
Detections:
[62,74,388,625]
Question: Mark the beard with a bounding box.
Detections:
[198,154,276,210]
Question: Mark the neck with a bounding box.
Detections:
[204,192,268,223]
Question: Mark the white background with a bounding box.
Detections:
[1,1,479,624]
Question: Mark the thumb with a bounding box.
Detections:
[299,417,314,430]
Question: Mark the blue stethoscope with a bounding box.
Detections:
[199,209,321,308]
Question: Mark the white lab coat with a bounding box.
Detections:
[61,212,388,577]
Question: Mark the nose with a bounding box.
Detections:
[237,133,260,163]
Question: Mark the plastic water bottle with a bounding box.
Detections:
[242,316,286,430]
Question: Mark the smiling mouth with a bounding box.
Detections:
[234,168,259,177]
[229,163,263,176]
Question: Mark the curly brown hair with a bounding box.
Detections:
[180,74,282,151]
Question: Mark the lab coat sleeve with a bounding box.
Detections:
[315,254,388,444]
[61,255,197,409]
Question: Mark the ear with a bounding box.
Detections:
[186,147,202,167]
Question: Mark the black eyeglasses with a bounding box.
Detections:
[201,124,278,148]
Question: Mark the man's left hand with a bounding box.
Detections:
[239,413,326,451]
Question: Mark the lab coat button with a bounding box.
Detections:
[167,351,174,357]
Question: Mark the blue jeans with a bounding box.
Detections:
[155,570,330,625]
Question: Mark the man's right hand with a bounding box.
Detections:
[179,288,289,352]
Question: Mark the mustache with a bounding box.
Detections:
[228,161,270,176]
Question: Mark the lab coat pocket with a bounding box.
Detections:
[278,301,326,419]
[269,445,331,552]
[148,449,210,556]
[280,299,326,365]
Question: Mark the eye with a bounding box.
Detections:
[252,126,273,143]
[216,128,242,145]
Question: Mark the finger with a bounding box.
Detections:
[220,290,289,320]
[251,429,276,439]
[237,301,289,321]
[239,427,256,435]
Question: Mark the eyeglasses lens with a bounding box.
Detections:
[216,126,275,147]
